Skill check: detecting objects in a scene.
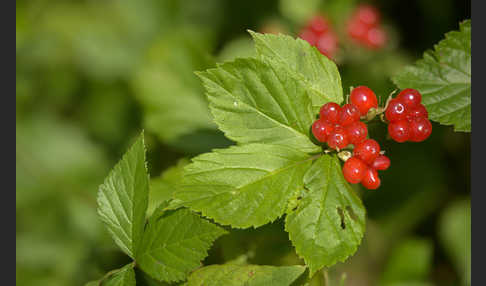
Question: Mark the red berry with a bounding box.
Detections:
[343,157,368,184]
[307,15,330,35]
[299,29,318,46]
[354,139,380,165]
[356,5,380,27]
[346,121,368,145]
[364,27,386,49]
[320,102,341,124]
[316,32,338,58]
[409,117,432,142]
[327,126,349,150]
[347,18,367,40]
[388,120,410,142]
[397,88,422,108]
[385,98,409,122]
[361,168,381,190]
[372,155,390,171]
[407,104,428,121]
[312,119,334,142]
[339,103,361,126]
[350,86,378,115]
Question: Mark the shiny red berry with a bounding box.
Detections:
[364,27,386,49]
[307,15,329,35]
[339,103,361,126]
[388,120,410,143]
[343,157,368,184]
[407,104,428,121]
[361,168,381,190]
[299,29,318,46]
[350,86,378,115]
[312,119,334,143]
[354,139,380,165]
[316,32,338,58]
[409,117,432,142]
[346,121,368,145]
[385,99,409,122]
[397,88,422,108]
[327,126,349,150]
[320,102,341,124]
[356,5,380,27]
[372,155,390,171]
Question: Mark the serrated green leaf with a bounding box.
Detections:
[250,31,343,110]
[173,144,314,228]
[148,158,190,216]
[285,155,365,276]
[186,264,306,286]
[198,57,319,153]
[102,264,136,286]
[136,207,227,283]
[85,264,136,286]
[392,20,470,132]
[97,133,149,258]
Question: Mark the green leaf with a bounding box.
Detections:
[392,20,471,132]
[85,264,136,286]
[173,144,313,228]
[285,155,366,276]
[185,264,306,286]
[438,199,470,286]
[197,57,320,153]
[102,264,136,286]
[148,158,190,216]
[97,133,149,258]
[250,31,343,110]
[136,206,227,283]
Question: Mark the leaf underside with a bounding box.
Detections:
[392,20,471,132]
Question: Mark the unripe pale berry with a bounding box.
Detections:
[343,157,368,184]
[388,120,410,143]
[350,86,378,115]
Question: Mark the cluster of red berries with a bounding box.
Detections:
[298,15,338,59]
[312,86,431,190]
[343,140,390,190]
[346,4,387,49]
[385,89,432,143]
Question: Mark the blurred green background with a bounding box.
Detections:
[16,0,470,285]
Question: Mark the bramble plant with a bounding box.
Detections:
[89,19,470,285]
